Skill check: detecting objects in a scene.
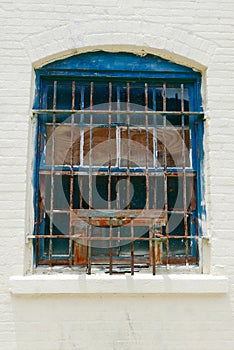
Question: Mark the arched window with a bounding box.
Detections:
[33,51,204,274]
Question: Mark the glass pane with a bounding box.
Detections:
[167,176,196,211]
[73,175,89,209]
[166,86,190,112]
[148,176,164,209]
[56,82,72,110]
[119,226,149,257]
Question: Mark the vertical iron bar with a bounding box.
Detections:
[87,219,92,274]
[153,86,157,209]
[163,82,167,112]
[49,80,57,266]
[87,83,93,274]
[127,83,130,209]
[109,224,113,275]
[108,83,112,210]
[163,83,169,267]
[116,85,121,255]
[130,220,134,275]
[108,83,113,275]
[127,83,133,271]
[181,83,189,265]
[79,85,85,208]
[89,82,93,210]
[117,85,121,168]
[69,81,75,267]
[145,83,149,210]
[152,225,156,275]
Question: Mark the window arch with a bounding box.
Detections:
[33,51,204,274]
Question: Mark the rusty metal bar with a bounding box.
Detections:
[89,82,93,209]
[34,110,203,116]
[162,83,169,267]
[151,225,156,275]
[181,83,189,265]
[87,219,92,274]
[72,209,166,218]
[163,82,167,112]
[37,256,197,266]
[109,224,113,274]
[117,85,121,167]
[108,82,112,210]
[42,122,190,131]
[181,83,184,114]
[153,86,157,210]
[39,169,196,177]
[49,208,192,215]
[87,83,93,273]
[145,83,149,210]
[116,85,121,256]
[127,83,131,210]
[31,235,197,240]
[79,86,85,208]
[130,220,134,275]
[49,80,57,266]
[69,81,75,266]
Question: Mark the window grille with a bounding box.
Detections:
[32,52,204,274]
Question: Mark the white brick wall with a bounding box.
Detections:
[1,0,234,349]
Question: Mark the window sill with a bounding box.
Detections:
[9,274,228,295]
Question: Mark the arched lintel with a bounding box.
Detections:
[33,45,207,75]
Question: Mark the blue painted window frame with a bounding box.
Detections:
[33,51,204,269]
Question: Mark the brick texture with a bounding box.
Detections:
[0,0,234,349]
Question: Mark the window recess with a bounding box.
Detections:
[32,52,204,275]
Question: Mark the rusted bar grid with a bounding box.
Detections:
[36,80,199,273]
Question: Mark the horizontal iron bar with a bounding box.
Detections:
[43,122,191,130]
[39,169,196,176]
[28,235,198,240]
[72,209,165,218]
[51,209,192,215]
[33,109,204,116]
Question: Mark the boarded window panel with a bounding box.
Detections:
[157,129,190,167]
[46,125,80,165]
[83,127,116,166]
[53,125,72,166]
[120,128,154,167]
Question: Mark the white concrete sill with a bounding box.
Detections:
[10,274,228,295]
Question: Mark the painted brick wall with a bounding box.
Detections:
[0,0,234,349]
